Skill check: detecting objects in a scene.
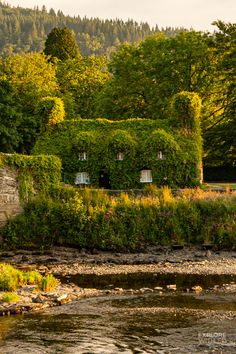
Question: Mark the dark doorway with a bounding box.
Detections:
[99,168,111,189]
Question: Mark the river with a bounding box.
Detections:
[1,273,236,353]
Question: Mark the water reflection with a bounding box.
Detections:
[1,274,236,353]
[60,272,236,291]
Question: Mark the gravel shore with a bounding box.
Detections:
[1,246,236,276]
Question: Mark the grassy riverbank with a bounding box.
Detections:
[1,186,236,251]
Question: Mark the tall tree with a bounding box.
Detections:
[96,32,214,120]
[44,27,81,60]
[0,52,59,152]
[204,21,236,166]
[56,55,109,118]
[0,80,23,152]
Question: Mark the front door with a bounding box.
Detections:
[99,168,111,189]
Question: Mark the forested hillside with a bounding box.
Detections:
[0,1,184,56]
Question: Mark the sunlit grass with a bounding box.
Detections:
[0,264,59,292]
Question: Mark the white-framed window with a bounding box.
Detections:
[75,172,90,185]
[78,152,87,161]
[116,152,124,161]
[140,169,152,183]
[157,151,164,160]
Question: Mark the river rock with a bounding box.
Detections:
[56,294,68,302]
[154,287,163,291]
[192,285,203,293]
[167,284,177,291]
[33,294,46,303]
[21,255,29,262]
[1,251,15,258]
[139,288,153,293]
[114,287,123,292]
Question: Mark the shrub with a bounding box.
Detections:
[2,186,236,251]
[0,153,62,202]
[0,264,22,291]
[39,274,60,292]
[0,264,45,291]
[1,292,20,303]
[23,270,42,285]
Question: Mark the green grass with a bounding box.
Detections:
[39,274,60,292]
[0,263,59,292]
[1,292,20,303]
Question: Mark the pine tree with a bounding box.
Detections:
[44,27,80,60]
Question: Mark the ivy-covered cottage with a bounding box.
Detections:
[33,92,203,189]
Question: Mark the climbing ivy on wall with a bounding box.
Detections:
[0,153,62,201]
[33,90,202,189]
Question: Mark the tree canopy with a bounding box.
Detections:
[44,27,81,60]
[0,4,235,170]
[0,1,184,57]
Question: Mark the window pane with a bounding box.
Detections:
[75,172,90,184]
[140,169,152,183]
[79,152,87,161]
[116,152,124,161]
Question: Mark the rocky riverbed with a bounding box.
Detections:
[1,245,236,276]
[1,245,236,317]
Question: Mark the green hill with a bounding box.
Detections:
[0,1,186,56]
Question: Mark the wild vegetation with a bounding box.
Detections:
[0,153,61,200]
[1,186,236,251]
[0,13,235,168]
[0,4,235,251]
[0,263,59,292]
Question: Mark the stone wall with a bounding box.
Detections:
[0,168,23,227]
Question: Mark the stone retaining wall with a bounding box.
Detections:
[0,168,23,227]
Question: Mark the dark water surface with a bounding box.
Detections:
[60,272,236,290]
[1,273,236,354]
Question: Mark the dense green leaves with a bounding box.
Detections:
[0,80,23,152]
[2,188,236,250]
[0,1,235,170]
[96,32,213,120]
[0,52,59,153]
[56,55,109,118]
[0,2,182,57]
[33,114,202,189]
[44,27,81,61]
[204,21,236,167]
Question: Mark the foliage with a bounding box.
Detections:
[0,2,184,57]
[36,96,65,129]
[2,188,236,251]
[1,292,19,303]
[0,192,89,248]
[171,91,202,132]
[96,32,213,120]
[0,263,58,293]
[23,270,42,285]
[33,116,202,189]
[204,21,236,167]
[56,56,109,118]
[0,52,59,153]
[0,263,21,291]
[39,274,60,292]
[44,27,81,61]
[0,80,23,152]
[0,153,62,202]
